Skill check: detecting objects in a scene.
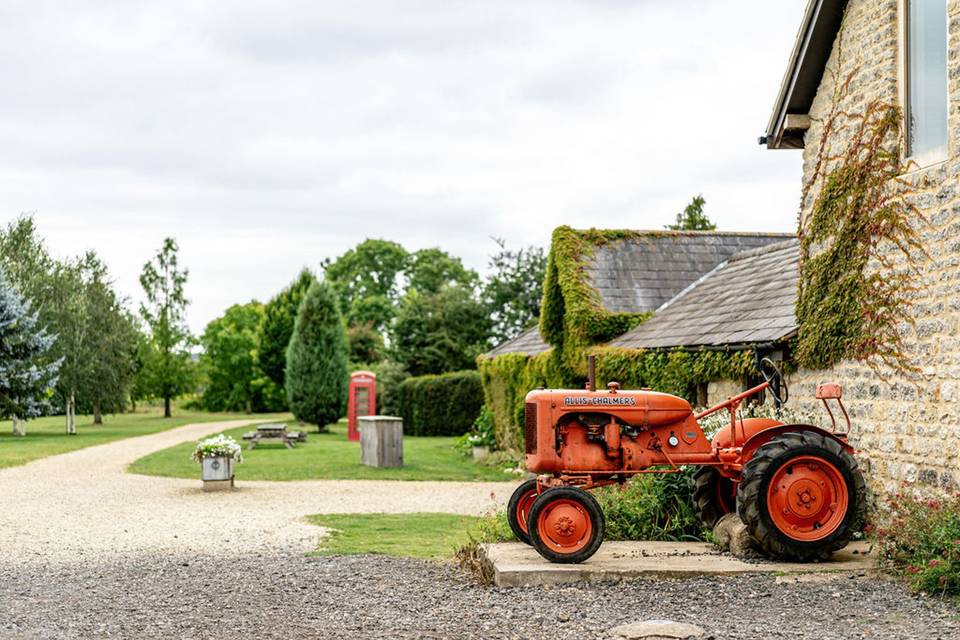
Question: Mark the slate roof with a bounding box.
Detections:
[484,325,551,357]
[608,239,800,350]
[585,232,793,314]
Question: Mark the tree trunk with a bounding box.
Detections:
[12,415,25,437]
[93,402,102,425]
[66,393,77,435]
[164,395,171,418]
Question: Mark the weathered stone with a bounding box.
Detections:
[608,620,705,640]
[712,512,756,558]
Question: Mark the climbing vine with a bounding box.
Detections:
[797,65,926,376]
[539,226,652,354]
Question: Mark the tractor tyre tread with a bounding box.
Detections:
[507,478,540,546]
[737,431,866,562]
[692,467,735,529]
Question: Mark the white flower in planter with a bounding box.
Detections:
[192,434,243,464]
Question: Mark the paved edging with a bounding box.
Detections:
[479,540,875,587]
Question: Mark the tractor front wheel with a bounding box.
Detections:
[507,479,540,545]
[692,466,737,529]
[737,431,866,561]
[528,487,605,564]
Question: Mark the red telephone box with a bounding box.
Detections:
[347,370,377,441]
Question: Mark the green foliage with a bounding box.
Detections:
[0,217,137,421]
[539,226,649,352]
[0,266,58,419]
[390,286,491,376]
[595,469,705,541]
[406,247,478,294]
[874,489,960,597]
[477,350,571,450]
[666,194,716,231]
[346,321,384,365]
[397,370,484,436]
[363,359,409,415]
[592,346,758,399]
[258,269,314,391]
[797,94,923,375]
[323,239,409,330]
[483,238,546,344]
[456,405,496,453]
[285,280,349,429]
[200,302,277,413]
[139,238,194,417]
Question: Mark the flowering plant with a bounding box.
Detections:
[192,434,243,464]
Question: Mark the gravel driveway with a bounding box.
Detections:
[0,418,509,561]
[2,554,958,640]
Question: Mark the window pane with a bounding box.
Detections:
[908,0,948,158]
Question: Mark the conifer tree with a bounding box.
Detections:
[285,279,348,431]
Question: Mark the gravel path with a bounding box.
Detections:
[0,419,510,561]
[2,554,958,640]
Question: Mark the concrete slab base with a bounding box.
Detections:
[479,541,874,587]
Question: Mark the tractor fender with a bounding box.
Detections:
[739,423,854,464]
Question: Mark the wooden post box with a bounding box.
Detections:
[358,416,403,468]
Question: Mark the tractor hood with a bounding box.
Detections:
[525,387,692,428]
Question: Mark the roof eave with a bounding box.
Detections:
[763,0,848,150]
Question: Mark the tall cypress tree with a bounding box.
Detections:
[285,279,348,431]
[258,269,315,390]
[0,267,59,435]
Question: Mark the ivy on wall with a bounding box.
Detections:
[539,226,651,354]
[797,75,925,375]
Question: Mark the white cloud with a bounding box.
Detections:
[0,0,808,332]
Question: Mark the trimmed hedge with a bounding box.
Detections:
[397,370,484,437]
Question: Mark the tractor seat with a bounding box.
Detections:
[815,383,842,400]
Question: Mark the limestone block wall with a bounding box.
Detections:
[708,0,960,495]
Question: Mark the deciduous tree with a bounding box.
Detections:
[667,195,716,231]
[258,269,314,392]
[139,238,193,418]
[483,238,546,343]
[200,302,266,413]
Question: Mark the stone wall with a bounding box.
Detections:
[738,0,960,495]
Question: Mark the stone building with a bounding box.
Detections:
[759,0,960,492]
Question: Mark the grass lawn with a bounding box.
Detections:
[0,407,281,470]
[307,513,483,559]
[129,420,515,482]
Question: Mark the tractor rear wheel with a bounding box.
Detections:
[528,487,605,564]
[507,479,540,545]
[692,466,737,529]
[737,431,866,561]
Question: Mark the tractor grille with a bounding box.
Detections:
[524,403,537,453]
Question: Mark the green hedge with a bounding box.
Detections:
[397,370,484,437]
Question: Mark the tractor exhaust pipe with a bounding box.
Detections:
[587,355,596,392]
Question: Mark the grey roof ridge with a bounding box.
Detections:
[578,229,795,239]
[654,259,729,314]
[727,237,800,262]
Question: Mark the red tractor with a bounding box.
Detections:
[507,358,866,564]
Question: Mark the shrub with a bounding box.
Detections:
[456,405,496,453]
[397,370,484,436]
[363,359,410,415]
[874,488,960,597]
[285,280,349,429]
[594,469,705,542]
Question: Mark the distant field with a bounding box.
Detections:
[0,408,282,470]
[129,420,515,482]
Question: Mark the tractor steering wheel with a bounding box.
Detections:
[759,357,789,405]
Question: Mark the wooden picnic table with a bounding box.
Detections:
[243,423,299,450]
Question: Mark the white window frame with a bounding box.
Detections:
[898,0,950,168]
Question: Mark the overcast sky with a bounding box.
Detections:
[1,0,808,333]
